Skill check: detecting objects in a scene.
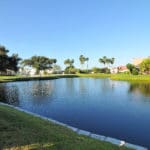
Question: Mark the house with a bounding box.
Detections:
[110,66,129,74]
[110,67,118,74]
[0,69,16,75]
[19,67,58,76]
[19,67,36,76]
[117,66,129,73]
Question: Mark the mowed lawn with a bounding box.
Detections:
[0,74,150,83]
[0,105,132,150]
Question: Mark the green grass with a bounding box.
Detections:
[110,74,150,82]
[77,73,111,78]
[0,73,150,83]
[77,73,150,82]
[0,74,78,83]
[0,105,132,150]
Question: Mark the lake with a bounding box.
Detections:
[0,78,150,148]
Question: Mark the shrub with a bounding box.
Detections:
[132,68,139,75]
[64,66,77,74]
[140,58,150,74]
[92,67,101,73]
[100,68,110,74]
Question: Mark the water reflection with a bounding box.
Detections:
[30,81,54,97]
[129,83,150,97]
[0,84,19,105]
[0,79,150,148]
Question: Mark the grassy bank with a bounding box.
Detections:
[0,74,78,83]
[77,73,111,78]
[78,73,150,82]
[0,104,131,150]
[110,74,150,82]
[0,73,150,83]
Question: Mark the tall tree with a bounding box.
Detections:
[79,55,89,71]
[64,59,74,67]
[99,56,107,66]
[64,59,74,74]
[99,56,115,68]
[108,57,115,68]
[110,57,115,66]
[8,54,21,72]
[85,57,89,72]
[0,46,9,73]
[21,56,57,74]
[79,55,85,69]
[0,45,21,74]
[0,45,9,56]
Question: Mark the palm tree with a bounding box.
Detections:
[99,56,107,67]
[85,57,89,72]
[79,55,85,69]
[79,55,89,71]
[110,58,115,67]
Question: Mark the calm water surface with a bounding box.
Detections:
[0,78,150,148]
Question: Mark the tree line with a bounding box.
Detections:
[0,44,150,75]
[63,55,115,74]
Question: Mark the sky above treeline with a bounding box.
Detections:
[0,0,150,69]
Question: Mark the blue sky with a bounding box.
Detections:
[0,0,150,69]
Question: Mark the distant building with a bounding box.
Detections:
[19,67,59,76]
[19,67,36,76]
[110,66,129,74]
[0,69,15,75]
[110,67,118,74]
[117,66,129,73]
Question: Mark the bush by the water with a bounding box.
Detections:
[92,67,110,74]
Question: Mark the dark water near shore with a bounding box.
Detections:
[0,78,150,148]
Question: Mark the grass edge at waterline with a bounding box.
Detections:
[0,104,132,150]
[0,73,150,83]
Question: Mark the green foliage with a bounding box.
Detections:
[79,69,90,74]
[99,56,107,66]
[64,59,74,67]
[126,63,135,73]
[99,56,115,67]
[64,59,75,74]
[79,55,85,65]
[64,66,77,74]
[126,63,139,75]
[140,58,150,74]
[101,68,110,74]
[92,67,102,73]
[0,45,9,55]
[0,45,21,74]
[52,64,62,73]
[91,67,110,74]
[21,56,57,74]
[132,68,139,75]
[79,55,89,70]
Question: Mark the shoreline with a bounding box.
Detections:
[0,74,150,83]
[0,102,147,150]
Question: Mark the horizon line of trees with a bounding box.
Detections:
[0,44,150,75]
